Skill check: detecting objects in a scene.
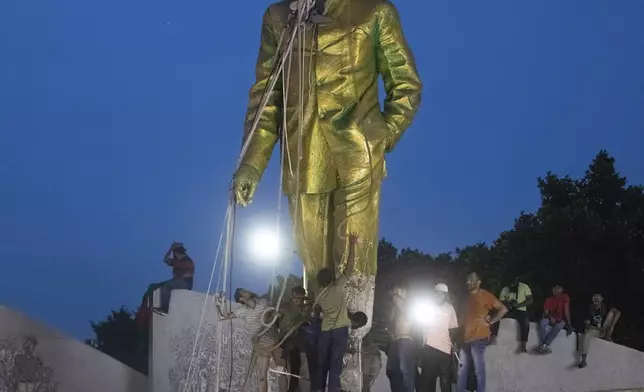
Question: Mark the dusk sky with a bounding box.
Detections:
[1,0,643,339]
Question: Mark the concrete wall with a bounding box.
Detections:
[151,289,279,392]
[480,318,644,392]
[152,291,644,392]
[0,305,146,392]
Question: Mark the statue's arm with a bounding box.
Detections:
[375,1,422,152]
[241,7,283,175]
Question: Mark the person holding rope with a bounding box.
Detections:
[277,286,313,392]
[313,232,360,392]
[218,288,286,392]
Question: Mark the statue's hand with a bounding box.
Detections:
[233,164,260,207]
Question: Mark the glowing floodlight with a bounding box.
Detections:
[412,299,438,326]
[249,227,281,263]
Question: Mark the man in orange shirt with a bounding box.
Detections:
[457,272,508,392]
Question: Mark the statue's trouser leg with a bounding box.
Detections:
[289,169,382,392]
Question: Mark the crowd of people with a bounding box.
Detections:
[136,240,623,392]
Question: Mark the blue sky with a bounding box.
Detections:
[1,0,643,339]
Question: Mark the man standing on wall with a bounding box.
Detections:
[417,283,459,392]
[457,272,508,392]
[538,284,572,353]
[490,276,533,352]
[386,283,415,392]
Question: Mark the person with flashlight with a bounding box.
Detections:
[417,283,458,392]
[385,283,416,392]
[457,272,508,392]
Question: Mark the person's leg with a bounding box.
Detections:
[538,318,549,345]
[387,340,402,392]
[399,339,416,392]
[578,328,600,368]
[470,339,488,392]
[603,308,621,341]
[287,347,302,392]
[517,310,530,351]
[437,349,452,392]
[456,342,472,392]
[420,346,439,392]
[543,321,566,347]
[315,330,332,392]
[327,327,350,392]
[256,354,271,392]
[184,277,194,290]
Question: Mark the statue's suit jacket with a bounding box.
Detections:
[242,0,422,195]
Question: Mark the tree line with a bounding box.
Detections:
[87,150,644,373]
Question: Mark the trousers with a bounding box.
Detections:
[288,165,384,283]
[490,309,530,342]
[315,327,350,392]
[386,338,416,392]
[418,345,451,392]
[457,338,487,392]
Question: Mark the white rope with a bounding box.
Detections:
[180,206,229,392]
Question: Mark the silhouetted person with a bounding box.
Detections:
[418,283,458,392]
[490,276,533,352]
[577,293,621,368]
[160,241,195,312]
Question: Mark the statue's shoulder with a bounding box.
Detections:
[345,0,400,24]
[263,0,291,26]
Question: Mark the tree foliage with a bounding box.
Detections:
[372,150,644,351]
[86,307,148,374]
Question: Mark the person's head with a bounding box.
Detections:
[349,311,368,329]
[592,293,604,305]
[552,285,564,296]
[391,284,407,307]
[466,272,481,292]
[434,283,449,303]
[234,288,257,308]
[316,268,335,288]
[23,336,37,353]
[174,244,187,257]
[291,286,306,306]
[511,275,521,287]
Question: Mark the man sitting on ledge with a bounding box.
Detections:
[159,241,195,313]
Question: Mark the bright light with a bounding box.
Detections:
[412,299,438,325]
[248,227,281,263]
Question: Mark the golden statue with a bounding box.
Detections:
[234,0,421,389]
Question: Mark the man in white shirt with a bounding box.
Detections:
[218,288,285,392]
[418,283,459,392]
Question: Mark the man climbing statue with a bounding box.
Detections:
[233,0,422,389]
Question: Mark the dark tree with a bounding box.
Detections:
[87,307,148,374]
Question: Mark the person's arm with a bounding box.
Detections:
[343,233,360,277]
[515,284,534,308]
[499,287,509,305]
[164,244,175,265]
[375,1,422,152]
[564,297,572,325]
[239,6,282,176]
[487,295,508,325]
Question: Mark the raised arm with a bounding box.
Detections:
[343,233,360,277]
[240,7,283,177]
[375,1,422,152]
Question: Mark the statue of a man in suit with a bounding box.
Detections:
[234,0,421,389]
